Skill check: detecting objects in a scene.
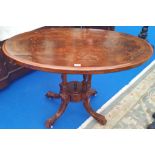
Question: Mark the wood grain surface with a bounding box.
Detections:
[2,28,153,74]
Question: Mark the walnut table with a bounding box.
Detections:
[2,28,153,128]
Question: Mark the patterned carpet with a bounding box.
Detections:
[81,62,155,129]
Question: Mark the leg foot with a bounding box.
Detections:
[46,91,60,99]
[46,95,69,128]
[46,118,55,128]
[83,97,107,125]
[89,89,97,96]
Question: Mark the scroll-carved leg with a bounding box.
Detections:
[83,96,107,125]
[46,91,60,99]
[89,89,97,96]
[46,94,69,128]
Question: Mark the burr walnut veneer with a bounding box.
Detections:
[0,26,114,89]
[2,28,153,128]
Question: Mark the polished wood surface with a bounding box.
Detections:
[2,28,153,74]
[0,26,113,89]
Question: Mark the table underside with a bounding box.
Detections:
[45,74,107,128]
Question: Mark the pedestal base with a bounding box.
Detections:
[45,74,107,128]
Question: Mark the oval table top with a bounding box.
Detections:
[2,28,153,74]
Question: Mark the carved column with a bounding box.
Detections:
[138,26,149,40]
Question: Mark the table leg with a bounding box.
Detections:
[82,74,107,125]
[46,94,69,128]
[83,95,107,125]
[46,91,60,99]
